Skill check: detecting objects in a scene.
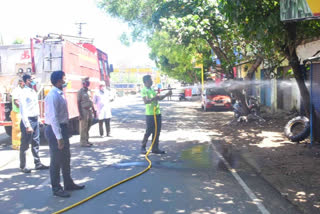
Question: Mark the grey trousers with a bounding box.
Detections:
[79,109,92,145]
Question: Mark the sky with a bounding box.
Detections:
[0,0,155,68]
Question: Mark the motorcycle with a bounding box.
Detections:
[179,92,187,101]
[247,96,261,116]
[232,96,264,122]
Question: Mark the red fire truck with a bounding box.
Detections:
[0,35,112,136]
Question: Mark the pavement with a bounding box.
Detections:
[0,128,17,170]
[0,95,137,170]
[0,95,306,213]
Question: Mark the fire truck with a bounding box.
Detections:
[0,35,112,136]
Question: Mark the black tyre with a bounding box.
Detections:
[284,116,310,142]
[250,107,260,116]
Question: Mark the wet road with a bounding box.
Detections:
[0,96,300,214]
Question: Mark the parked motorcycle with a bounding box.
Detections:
[232,96,264,122]
[247,96,261,116]
[179,92,187,101]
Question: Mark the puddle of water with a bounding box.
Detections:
[113,162,148,168]
[112,161,189,169]
[112,145,213,170]
[181,144,212,169]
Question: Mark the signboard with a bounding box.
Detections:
[280,0,320,21]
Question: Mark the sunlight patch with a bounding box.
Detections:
[250,131,292,148]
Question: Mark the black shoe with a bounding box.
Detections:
[53,189,70,198]
[65,184,85,191]
[81,143,92,147]
[35,164,49,170]
[140,147,147,154]
[20,167,32,173]
[152,149,165,154]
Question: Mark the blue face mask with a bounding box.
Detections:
[62,83,68,88]
[30,80,36,86]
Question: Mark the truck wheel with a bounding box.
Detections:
[284,116,310,142]
[4,126,12,136]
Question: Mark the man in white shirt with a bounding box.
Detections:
[44,71,85,198]
[19,74,48,173]
[93,81,112,137]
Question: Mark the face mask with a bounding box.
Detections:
[30,80,36,86]
[62,83,68,88]
[86,81,90,87]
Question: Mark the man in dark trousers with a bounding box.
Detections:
[44,71,85,198]
[140,75,172,154]
[19,74,48,173]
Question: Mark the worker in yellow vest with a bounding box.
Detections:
[10,79,25,150]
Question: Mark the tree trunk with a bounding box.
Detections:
[231,89,250,115]
[245,56,263,80]
[284,22,310,116]
[207,40,231,67]
[289,52,310,116]
[284,22,320,142]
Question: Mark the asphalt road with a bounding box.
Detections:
[0,95,301,214]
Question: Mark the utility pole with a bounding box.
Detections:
[75,22,87,37]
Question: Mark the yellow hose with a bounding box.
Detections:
[53,107,158,214]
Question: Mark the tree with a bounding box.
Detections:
[98,0,238,76]
[218,0,320,138]
[149,31,211,83]
[99,0,307,116]
[98,0,268,114]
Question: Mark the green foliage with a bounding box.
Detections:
[149,31,211,83]
[119,33,131,46]
[98,0,320,83]
[13,38,24,44]
[218,0,320,58]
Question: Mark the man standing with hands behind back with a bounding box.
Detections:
[44,71,85,198]
[77,77,96,147]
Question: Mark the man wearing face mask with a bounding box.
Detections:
[45,71,85,198]
[93,81,113,137]
[19,74,49,173]
[77,77,96,147]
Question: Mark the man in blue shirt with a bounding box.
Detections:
[44,71,85,198]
